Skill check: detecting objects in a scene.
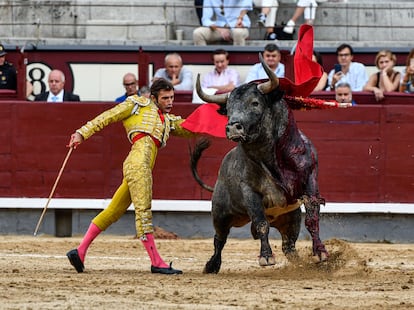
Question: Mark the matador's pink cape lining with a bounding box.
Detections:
[181,25,323,138]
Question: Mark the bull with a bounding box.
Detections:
[191,54,328,274]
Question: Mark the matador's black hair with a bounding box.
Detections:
[150,78,174,99]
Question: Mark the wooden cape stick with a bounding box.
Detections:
[33,147,74,236]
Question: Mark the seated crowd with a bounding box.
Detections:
[1,42,413,104]
[190,44,414,104]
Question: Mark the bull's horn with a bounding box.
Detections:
[257,53,279,94]
[195,73,228,104]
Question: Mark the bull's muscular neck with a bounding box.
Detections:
[242,139,274,166]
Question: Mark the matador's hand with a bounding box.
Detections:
[67,132,84,149]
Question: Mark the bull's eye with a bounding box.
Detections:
[251,101,259,107]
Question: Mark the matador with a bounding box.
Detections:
[66,79,195,275]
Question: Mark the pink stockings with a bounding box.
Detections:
[77,222,102,262]
[141,233,169,268]
[77,224,168,268]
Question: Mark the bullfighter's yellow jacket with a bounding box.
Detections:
[77,95,191,147]
[76,95,195,238]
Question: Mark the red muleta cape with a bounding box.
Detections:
[181,25,323,138]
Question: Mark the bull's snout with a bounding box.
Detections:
[226,122,245,142]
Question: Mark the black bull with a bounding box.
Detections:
[190,55,328,274]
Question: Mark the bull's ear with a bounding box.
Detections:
[216,104,227,115]
[272,90,284,103]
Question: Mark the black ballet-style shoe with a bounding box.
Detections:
[151,262,183,275]
[66,249,85,273]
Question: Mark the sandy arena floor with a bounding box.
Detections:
[0,234,413,309]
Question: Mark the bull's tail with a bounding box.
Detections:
[189,138,214,192]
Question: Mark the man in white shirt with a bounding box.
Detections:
[327,43,368,91]
[202,49,240,93]
[245,43,285,83]
[193,0,252,46]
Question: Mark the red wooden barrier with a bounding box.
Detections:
[0,98,413,205]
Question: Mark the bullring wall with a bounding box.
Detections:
[1,96,414,240]
[1,96,413,203]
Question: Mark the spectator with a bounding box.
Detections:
[194,0,204,25]
[363,50,401,102]
[245,43,285,83]
[152,52,193,91]
[327,43,368,92]
[66,78,197,275]
[193,0,252,46]
[335,82,356,106]
[202,48,240,93]
[254,0,279,40]
[139,85,151,98]
[283,0,318,35]
[115,73,139,103]
[34,69,80,102]
[312,50,328,91]
[400,48,414,94]
[0,44,17,90]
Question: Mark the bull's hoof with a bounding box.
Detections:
[285,251,299,262]
[258,255,276,266]
[203,260,220,274]
[312,252,329,263]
